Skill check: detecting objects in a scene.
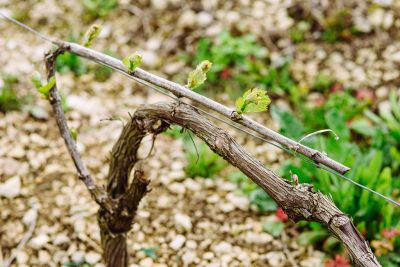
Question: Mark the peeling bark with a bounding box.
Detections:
[128,101,380,267]
[99,113,167,267]
[38,24,379,267]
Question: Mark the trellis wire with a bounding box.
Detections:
[1,11,399,207]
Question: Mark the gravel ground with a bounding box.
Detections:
[1,0,400,266]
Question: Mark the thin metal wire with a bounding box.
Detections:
[117,69,400,207]
[2,10,398,207]
[0,12,54,43]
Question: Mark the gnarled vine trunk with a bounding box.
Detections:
[99,101,379,267]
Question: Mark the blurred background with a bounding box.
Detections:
[1,0,400,266]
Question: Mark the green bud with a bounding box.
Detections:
[235,88,271,114]
[30,71,43,89]
[186,60,213,89]
[70,128,78,141]
[122,52,142,73]
[83,24,102,47]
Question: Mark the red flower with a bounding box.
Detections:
[314,95,325,107]
[275,208,288,222]
[356,88,374,101]
[330,83,343,93]
[324,255,350,267]
[220,68,231,80]
[382,228,400,239]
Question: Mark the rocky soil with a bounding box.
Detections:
[1,0,400,266]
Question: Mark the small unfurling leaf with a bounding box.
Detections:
[122,52,142,73]
[30,71,43,89]
[235,88,271,114]
[70,128,78,141]
[32,74,56,98]
[186,60,212,89]
[198,60,212,73]
[83,24,102,47]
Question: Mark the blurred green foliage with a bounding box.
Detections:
[81,0,118,18]
[193,32,269,98]
[193,32,302,103]
[190,30,398,259]
[313,74,333,92]
[0,75,24,112]
[56,52,88,76]
[322,9,355,43]
[289,21,311,43]
[262,220,285,237]
[271,91,400,257]
[165,125,226,178]
[94,65,113,81]
[287,7,359,44]
[229,171,277,212]
[352,91,400,174]
[185,140,226,178]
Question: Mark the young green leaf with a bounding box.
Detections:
[30,71,43,89]
[122,52,142,73]
[297,230,328,245]
[70,128,78,141]
[186,60,212,89]
[83,24,102,47]
[32,74,56,98]
[262,221,285,237]
[235,88,271,114]
[198,60,212,73]
[140,247,159,259]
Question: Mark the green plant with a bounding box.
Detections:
[83,24,102,47]
[192,32,268,97]
[56,52,88,76]
[194,32,267,79]
[185,140,226,178]
[192,32,303,102]
[262,220,285,237]
[235,88,270,114]
[260,61,300,103]
[122,52,142,73]
[31,72,56,98]
[321,9,354,43]
[30,71,69,113]
[165,126,226,178]
[298,89,370,132]
[272,104,399,241]
[93,51,115,81]
[229,171,277,212]
[94,65,113,81]
[140,246,159,259]
[186,60,212,89]
[371,228,400,266]
[313,73,333,92]
[164,125,188,139]
[297,227,329,246]
[81,0,118,18]
[289,21,311,43]
[0,75,23,112]
[351,91,400,176]
[229,172,258,195]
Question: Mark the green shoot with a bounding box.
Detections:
[122,52,142,73]
[235,88,271,114]
[186,60,212,89]
[0,75,23,112]
[70,128,78,141]
[83,24,102,47]
[30,72,56,98]
[30,71,42,89]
